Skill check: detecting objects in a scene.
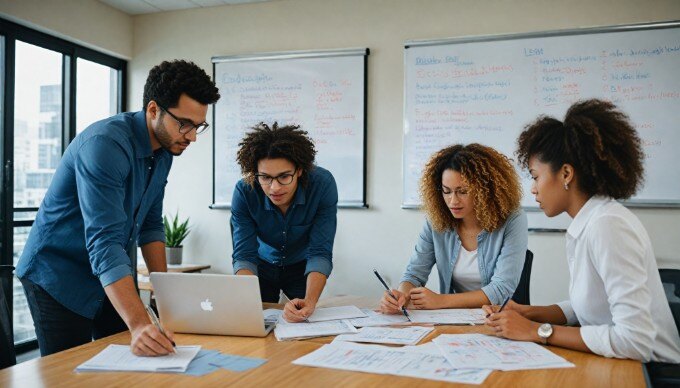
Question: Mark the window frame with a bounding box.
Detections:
[0,17,127,348]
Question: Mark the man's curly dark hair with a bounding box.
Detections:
[516,99,645,199]
[143,60,220,111]
[236,122,317,188]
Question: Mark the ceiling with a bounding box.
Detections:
[99,0,273,15]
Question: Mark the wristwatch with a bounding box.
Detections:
[537,323,553,345]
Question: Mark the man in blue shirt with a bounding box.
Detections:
[232,123,338,322]
[17,60,220,356]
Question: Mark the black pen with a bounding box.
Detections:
[373,269,411,322]
[486,295,511,318]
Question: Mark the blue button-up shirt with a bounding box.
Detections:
[16,111,172,319]
[231,166,338,277]
[400,210,528,305]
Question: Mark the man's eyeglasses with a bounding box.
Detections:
[158,104,209,135]
[255,169,297,186]
[441,187,470,199]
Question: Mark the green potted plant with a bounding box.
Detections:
[163,212,190,265]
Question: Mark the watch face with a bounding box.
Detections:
[538,323,553,338]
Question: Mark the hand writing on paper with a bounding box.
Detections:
[379,289,408,314]
[283,298,317,323]
[482,299,525,317]
[130,323,175,356]
[409,287,444,310]
[485,310,541,342]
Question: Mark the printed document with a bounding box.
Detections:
[334,326,434,346]
[408,309,486,325]
[75,345,201,373]
[293,341,491,384]
[274,319,358,341]
[306,305,367,322]
[433,334,575,370]
[348,309,410,327]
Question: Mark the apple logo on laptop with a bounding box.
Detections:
[200,298,214,312]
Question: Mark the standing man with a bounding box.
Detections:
[17,60,220,356]
[232,123,338,323]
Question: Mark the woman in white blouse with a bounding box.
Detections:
[484,99,680,363]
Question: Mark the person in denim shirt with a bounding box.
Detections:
[381,144,528,313]
[16,60,220,357]
[232,123,338,323]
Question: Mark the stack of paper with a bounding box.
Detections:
[348,309,411,327]
[307,306,367,322]
[293,341,491,385]
[274,319,358,341]
[75,345,201,373]
[432,334,575,370]
[334,326,434,346]
[409,309,486,325]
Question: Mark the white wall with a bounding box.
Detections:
[0,0,133,59]
[126,0,680,306]
[5,0,680,306]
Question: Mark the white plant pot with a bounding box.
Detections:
[165,246,183,265]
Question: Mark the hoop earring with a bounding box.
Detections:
[564,183,569,191]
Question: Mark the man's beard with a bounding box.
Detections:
[154,121,184,156]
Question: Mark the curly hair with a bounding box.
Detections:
[236,122,317,188]
[420,143,522,233]
[516,99,644,199]
[143,60,220,111]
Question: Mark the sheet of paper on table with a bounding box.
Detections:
[75,345,201,373]
[333,326,434,346]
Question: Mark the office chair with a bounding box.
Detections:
[645,269,680,388]
[511,250,533,305]
[0,265,17,369]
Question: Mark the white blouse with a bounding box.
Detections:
[556,196,680,363]
[452,246,482,293]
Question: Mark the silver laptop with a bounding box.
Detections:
[150,273,276,337]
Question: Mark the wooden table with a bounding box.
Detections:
[0,296,644,387]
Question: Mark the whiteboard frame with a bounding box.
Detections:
[210,48,369,210]
[402,20,680,211]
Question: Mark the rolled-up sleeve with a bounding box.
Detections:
[481,211,528,305]
[400,220,437,287]
[231,183,261,276]
[556,300,579,325]
[75,136,132,288]
[579,216,655,361]
[138,180,167,246]
[304,175,338,277]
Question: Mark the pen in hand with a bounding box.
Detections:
[373,269,411,322]
[145,304,176,351]
[486,295,511,318]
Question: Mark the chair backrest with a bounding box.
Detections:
[659,269,680,331]
[511,250,533,305]
[0,265,17,369]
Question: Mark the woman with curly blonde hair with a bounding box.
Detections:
[380,144,528,313]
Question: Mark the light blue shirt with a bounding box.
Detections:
[17,111,171,319]
[400,210,528,305]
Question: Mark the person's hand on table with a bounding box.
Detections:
[283,298,317,322]
[130,323,175,356]
[485,310,541,342]
[481,299,526,317]
[409,287,445,309]
[379,289,408,314]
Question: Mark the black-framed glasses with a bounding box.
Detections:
[158,104,210,135]
[255,169,298,186]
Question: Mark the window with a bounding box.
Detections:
[76,58,119,134]
[0,18,127,349]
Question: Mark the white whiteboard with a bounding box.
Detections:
[212,48,368,208]
[403,22,680,229]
